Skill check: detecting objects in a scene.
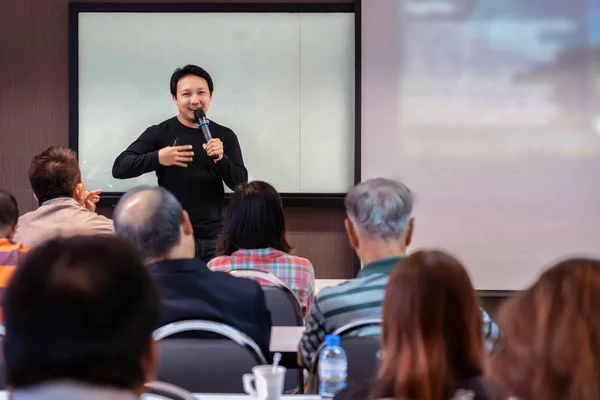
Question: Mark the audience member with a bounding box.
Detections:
[14,147,113,247]
[0,189,28,319]
[208,181,315,313]
[299,178,498,371]
[486,258,600,400]
[3,236,159,400]
[113,186,273,358]
[336,250,489,400]
[298,178,415,370]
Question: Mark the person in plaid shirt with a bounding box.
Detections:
[208,181,315,314]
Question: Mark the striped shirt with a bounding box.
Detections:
[298,256,501,369]
[0,238,28,321]
[208,248,315,313]
[299,256,401,370]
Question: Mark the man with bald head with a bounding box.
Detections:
[113,186,272,358]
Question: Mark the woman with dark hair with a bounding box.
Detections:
[486,258,600,400]
[208,181,315,313]
[336,250,489,400]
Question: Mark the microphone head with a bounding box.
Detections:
[193,108,206,122]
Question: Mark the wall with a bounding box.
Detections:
[0,0,355,279]
[0,0,513,313]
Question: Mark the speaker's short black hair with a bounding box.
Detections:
[170,64,214,97]
[3,235,159,390]
[0,189,19,230]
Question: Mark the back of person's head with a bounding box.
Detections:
[0,189,19,239]
[28,146,82,205]
[370,250,484,400]
[344,178,414,257]
[217,181,292,256]
[487,258,600,400]
[3,235,159,391]
[170,64,214,96]
[114,186,193,263]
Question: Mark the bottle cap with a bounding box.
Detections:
[325,334,341,347]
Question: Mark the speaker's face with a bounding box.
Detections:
[173,74,213,123]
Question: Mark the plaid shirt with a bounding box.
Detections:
[208,248,315,314]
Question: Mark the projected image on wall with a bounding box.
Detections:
[397,0,600,158]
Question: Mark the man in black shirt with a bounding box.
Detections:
[112,65,248,262]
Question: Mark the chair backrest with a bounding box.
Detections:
[229,270,305,393]
[153,320,267,393]
[308,318,382,393]
[229,269,304,326]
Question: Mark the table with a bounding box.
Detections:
[270,326,305,353]
[314,279,348,295]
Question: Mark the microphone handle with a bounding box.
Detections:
[197,121,219,160]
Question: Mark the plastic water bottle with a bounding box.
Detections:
[318,334,347,397]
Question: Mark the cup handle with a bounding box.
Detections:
[243,373,258,397]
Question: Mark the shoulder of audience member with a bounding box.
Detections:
[207,255,230,267]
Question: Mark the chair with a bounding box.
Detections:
[307,318,383,393]
[143,381,196,400]
[153,320,267,393]
[229,269,304,326]
[229,269,305,393]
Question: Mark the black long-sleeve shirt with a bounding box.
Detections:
[112,116,248,239]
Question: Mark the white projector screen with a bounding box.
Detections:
[74,10,355,195]
[362,0,600,290]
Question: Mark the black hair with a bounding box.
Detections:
[0,189,19,230]
[217,181,292,256]
[170,64,214,97]
[3,235,159,390]
[28,147,81,205]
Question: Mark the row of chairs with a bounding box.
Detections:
[0,317,381,394]
[155,318,382,394]
[0,270,382,394]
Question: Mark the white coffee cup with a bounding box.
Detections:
[243,365,286,400]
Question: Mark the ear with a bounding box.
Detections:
[405,217,415,247]
[344,218,359,250]
[73,183,85,202]
[181,210,194,236]
[172,94,178,104]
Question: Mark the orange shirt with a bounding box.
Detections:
[0,238,28,321]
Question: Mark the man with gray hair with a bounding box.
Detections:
[113,186,272,358]
[298,178,499,370]
[298,178,415,370]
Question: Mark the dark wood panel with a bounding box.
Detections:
[285,208,355,279]
[0,0,70,213]
[98,205,355,279]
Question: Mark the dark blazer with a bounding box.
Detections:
[149,258,272,358]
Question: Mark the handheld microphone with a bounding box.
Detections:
[194,108,218,160]
[193,108,212,144]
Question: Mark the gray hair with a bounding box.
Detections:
[344,178,413,239]
[113,186,183,261]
